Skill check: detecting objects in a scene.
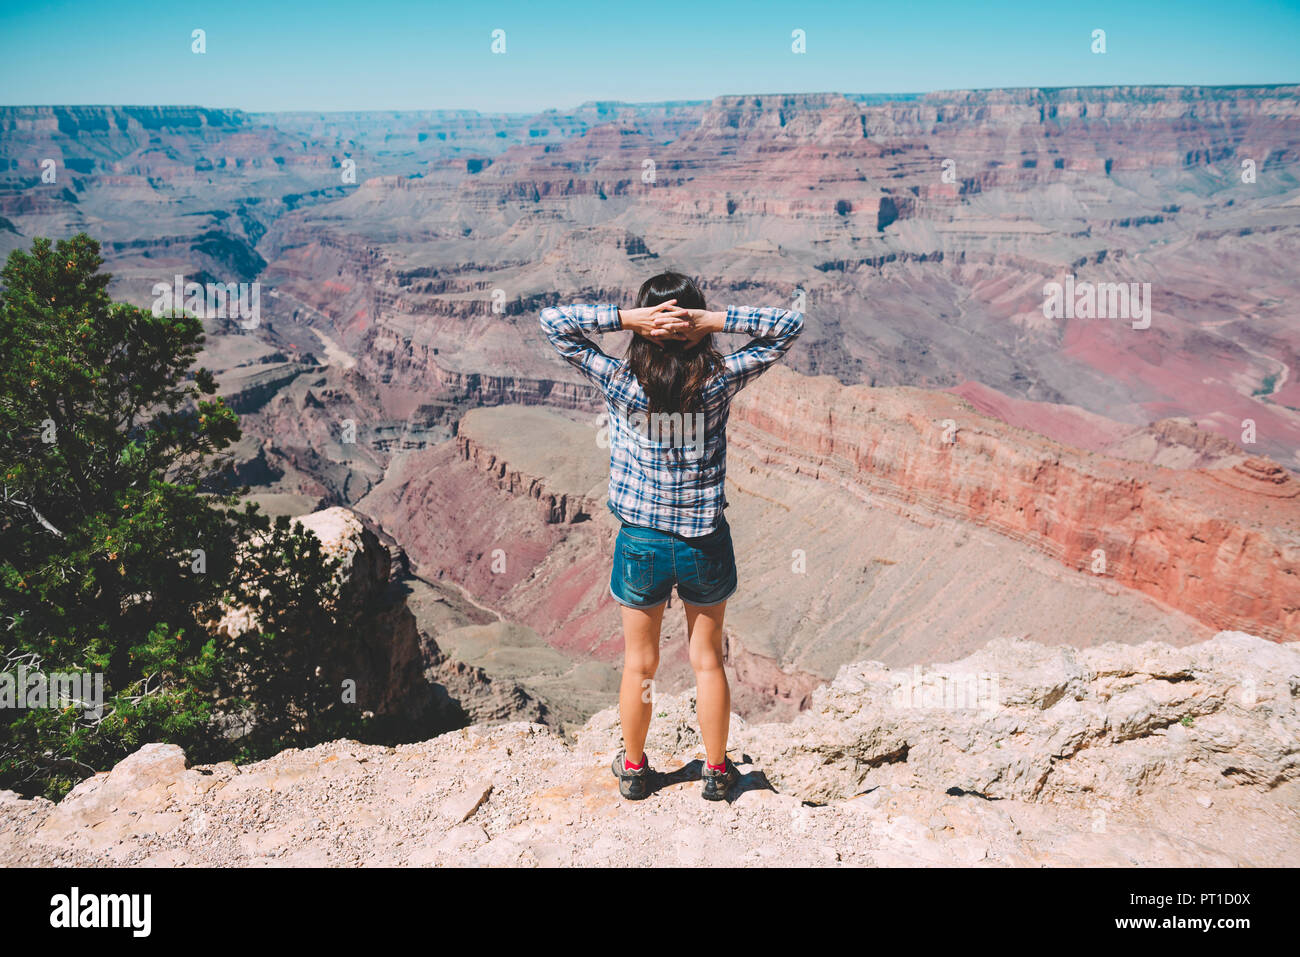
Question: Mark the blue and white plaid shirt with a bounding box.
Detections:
[539,302,803,538]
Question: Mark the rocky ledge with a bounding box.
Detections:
[1,631,1295,867]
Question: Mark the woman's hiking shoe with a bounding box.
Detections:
[611,750,652,800]
[701,758,739,801]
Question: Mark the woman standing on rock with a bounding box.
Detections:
[540,272,803,802]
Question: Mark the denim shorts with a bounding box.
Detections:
[609,518,738,609]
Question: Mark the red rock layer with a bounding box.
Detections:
[729,367,1299,641]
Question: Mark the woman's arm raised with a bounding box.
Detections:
[538,303,624,392]
[539,299,692,393]
[717,305,804,395]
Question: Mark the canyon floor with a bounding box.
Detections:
[3,631,1295,868]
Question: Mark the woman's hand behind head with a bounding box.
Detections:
[651,307,713,347]
[620,300,685,346]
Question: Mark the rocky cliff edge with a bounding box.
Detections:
[1,631,1295,867]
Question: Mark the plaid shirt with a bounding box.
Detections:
[539,302,803,537]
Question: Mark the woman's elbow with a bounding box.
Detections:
[539,306,565,338]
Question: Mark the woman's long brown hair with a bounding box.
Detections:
[623,272,724,416]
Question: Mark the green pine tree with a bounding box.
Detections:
[0,234,362,798]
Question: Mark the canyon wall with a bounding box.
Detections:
[729,366,1299,640]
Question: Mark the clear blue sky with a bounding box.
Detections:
[1,0,1297,112]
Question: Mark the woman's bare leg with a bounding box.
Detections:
[684,600,729,766]
[618,601,665,765]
